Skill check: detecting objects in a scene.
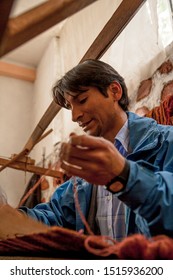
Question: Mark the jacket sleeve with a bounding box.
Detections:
[19,180,76,229]
[118,160,173,236]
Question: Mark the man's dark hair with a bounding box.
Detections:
[52,59,129,111]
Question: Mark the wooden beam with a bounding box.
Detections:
[0,61,36,82]
[80,0,147,61]
[0,0,97,57]
[0,157,62,179]
[23,102,61,152]
[0,0,14,43]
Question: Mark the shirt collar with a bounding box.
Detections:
[114,120,129,152]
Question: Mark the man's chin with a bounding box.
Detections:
[85,129,100,137]
[83,122,100,136]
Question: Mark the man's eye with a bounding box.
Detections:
[79,98,87,104]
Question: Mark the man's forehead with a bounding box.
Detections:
[64,92,81,101]
[64,89,89,101]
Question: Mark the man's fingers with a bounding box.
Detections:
[61,156,98,172]
[60,142,107,164]
[69,134,108,149]
[61,160,87,179]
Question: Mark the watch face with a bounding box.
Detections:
[108,181,124,193]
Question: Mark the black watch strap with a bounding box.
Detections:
[106,160,130,193]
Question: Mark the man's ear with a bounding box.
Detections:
[109,81,122,101]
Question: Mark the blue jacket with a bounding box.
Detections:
[20,112,173,237]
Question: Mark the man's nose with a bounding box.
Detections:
[71,106,83,122]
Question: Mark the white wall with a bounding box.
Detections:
[0,76,33,206]
[30,38,61,163]
[0,38,61,206]
[58,0,122,72]
[102,0,166,101]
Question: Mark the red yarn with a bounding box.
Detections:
[72,177,173,259]
[165,95,173,124]
[146,95,173,125]
[84,234,173,259]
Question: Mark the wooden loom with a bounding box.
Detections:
[0,0,151,258]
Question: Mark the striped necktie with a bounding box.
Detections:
[115,138,127,157]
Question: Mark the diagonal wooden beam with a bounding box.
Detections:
[0,0,14,43]
[0,0,97,57]
[80,0,147,61]
[23,102,61,152]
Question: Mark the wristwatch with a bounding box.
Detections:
[106,160,130,193]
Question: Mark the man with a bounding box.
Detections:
[20,59,173,241]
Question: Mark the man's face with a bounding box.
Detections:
[64,86,119,138]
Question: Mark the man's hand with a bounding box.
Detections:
[59,133,126,185]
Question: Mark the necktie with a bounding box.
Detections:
[115,138,127,157]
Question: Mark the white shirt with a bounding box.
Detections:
[96,120,129,241]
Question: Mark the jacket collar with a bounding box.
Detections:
[127,112,163,154]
